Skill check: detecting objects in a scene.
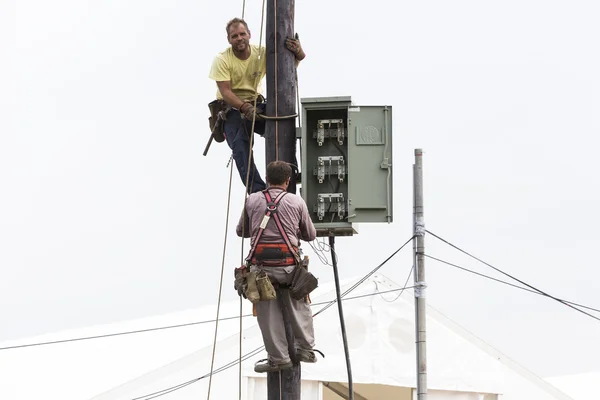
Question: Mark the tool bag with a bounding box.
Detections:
[207,99,228,143]
[289,257,318,301]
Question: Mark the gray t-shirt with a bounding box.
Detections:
[236,187,316,248]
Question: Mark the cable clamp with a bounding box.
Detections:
[414,216,425,237]
[415,280,427,298]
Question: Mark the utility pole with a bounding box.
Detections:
[264,0,301,399]
[264,0,298,194]
[413,148,427,399]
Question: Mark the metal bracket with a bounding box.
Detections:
[316,122,325,146]
[315,156,345,183]
[337,157,345,182]
[315,119,345,146]
[316,193,345,220]
[336,121,345,145]
[336,200,346,219]
[317,158,326,183]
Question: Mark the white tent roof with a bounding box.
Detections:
[0,273,574,400]
[0,299,254,400]
[545,371,599,400]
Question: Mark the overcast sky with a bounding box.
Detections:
[2,0,599,381]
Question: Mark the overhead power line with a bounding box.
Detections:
[426,230,600,322]
[0,237,416,352]
[128,236,416,400]
[425,254,600,313]
[0,288,413,353]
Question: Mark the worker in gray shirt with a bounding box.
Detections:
[236,160,318,373]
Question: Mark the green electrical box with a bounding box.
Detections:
[299,96,393,237]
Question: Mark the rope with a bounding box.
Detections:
[239,0,267,279]
[274,0,279,161]
[224,1,294,397]
[256,113,297,120]
[238,297,243,400]
[209,1,261,397]
[237,0,267,398]
[242,0,267,200]
[206,158,235,399]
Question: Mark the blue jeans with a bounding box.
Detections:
[224,103,267,194]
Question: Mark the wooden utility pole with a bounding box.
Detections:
[265,0,298,194]
[264,0,301,399]
[413,149,427,399]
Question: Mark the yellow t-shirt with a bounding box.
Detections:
[209,44,266,102]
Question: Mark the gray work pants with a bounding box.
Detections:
[250,264,315,364]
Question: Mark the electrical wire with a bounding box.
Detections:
[425,254,600,313]
[308,240,330,265]
[308,238,333,266]
[127,237,416,400]
[376,265,414,303]
[0,319,231,351]
[131,346,266,400]
[3,240,415,398]
[129,285,417,400]
[0,287,414,353]
[313,235,414,317]
[426,230,600,322]
[10,238,599,352]
[328,235,353,400]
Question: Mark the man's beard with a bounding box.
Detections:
[234,41,248,53]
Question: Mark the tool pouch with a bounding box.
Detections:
[256,270,277,301]
[234,266,247,298]
[289,262,318,301]
[246,270,261,304]
[208,99,227,143]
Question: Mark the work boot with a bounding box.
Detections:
[296,348,317,363]
[254,359,293,373]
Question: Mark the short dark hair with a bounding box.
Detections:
[266,161,292,185]
[226,18,249,36]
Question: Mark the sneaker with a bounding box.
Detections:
[295,348,317,363]
[254,359,293,373]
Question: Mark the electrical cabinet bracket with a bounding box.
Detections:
[315,156,345,183]
[315,193,345,221]
[314,119,345,146]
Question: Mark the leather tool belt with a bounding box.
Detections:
[251,243,298,267]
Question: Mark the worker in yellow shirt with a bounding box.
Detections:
[209,18,305,194]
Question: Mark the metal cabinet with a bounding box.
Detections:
[300,96,393,236]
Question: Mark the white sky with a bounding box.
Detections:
[2,0,599,380]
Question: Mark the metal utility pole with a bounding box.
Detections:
[413,148,427,399]
[264,0,298,194]
[264,0,301,399]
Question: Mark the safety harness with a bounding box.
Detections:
[245,189,300,267]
